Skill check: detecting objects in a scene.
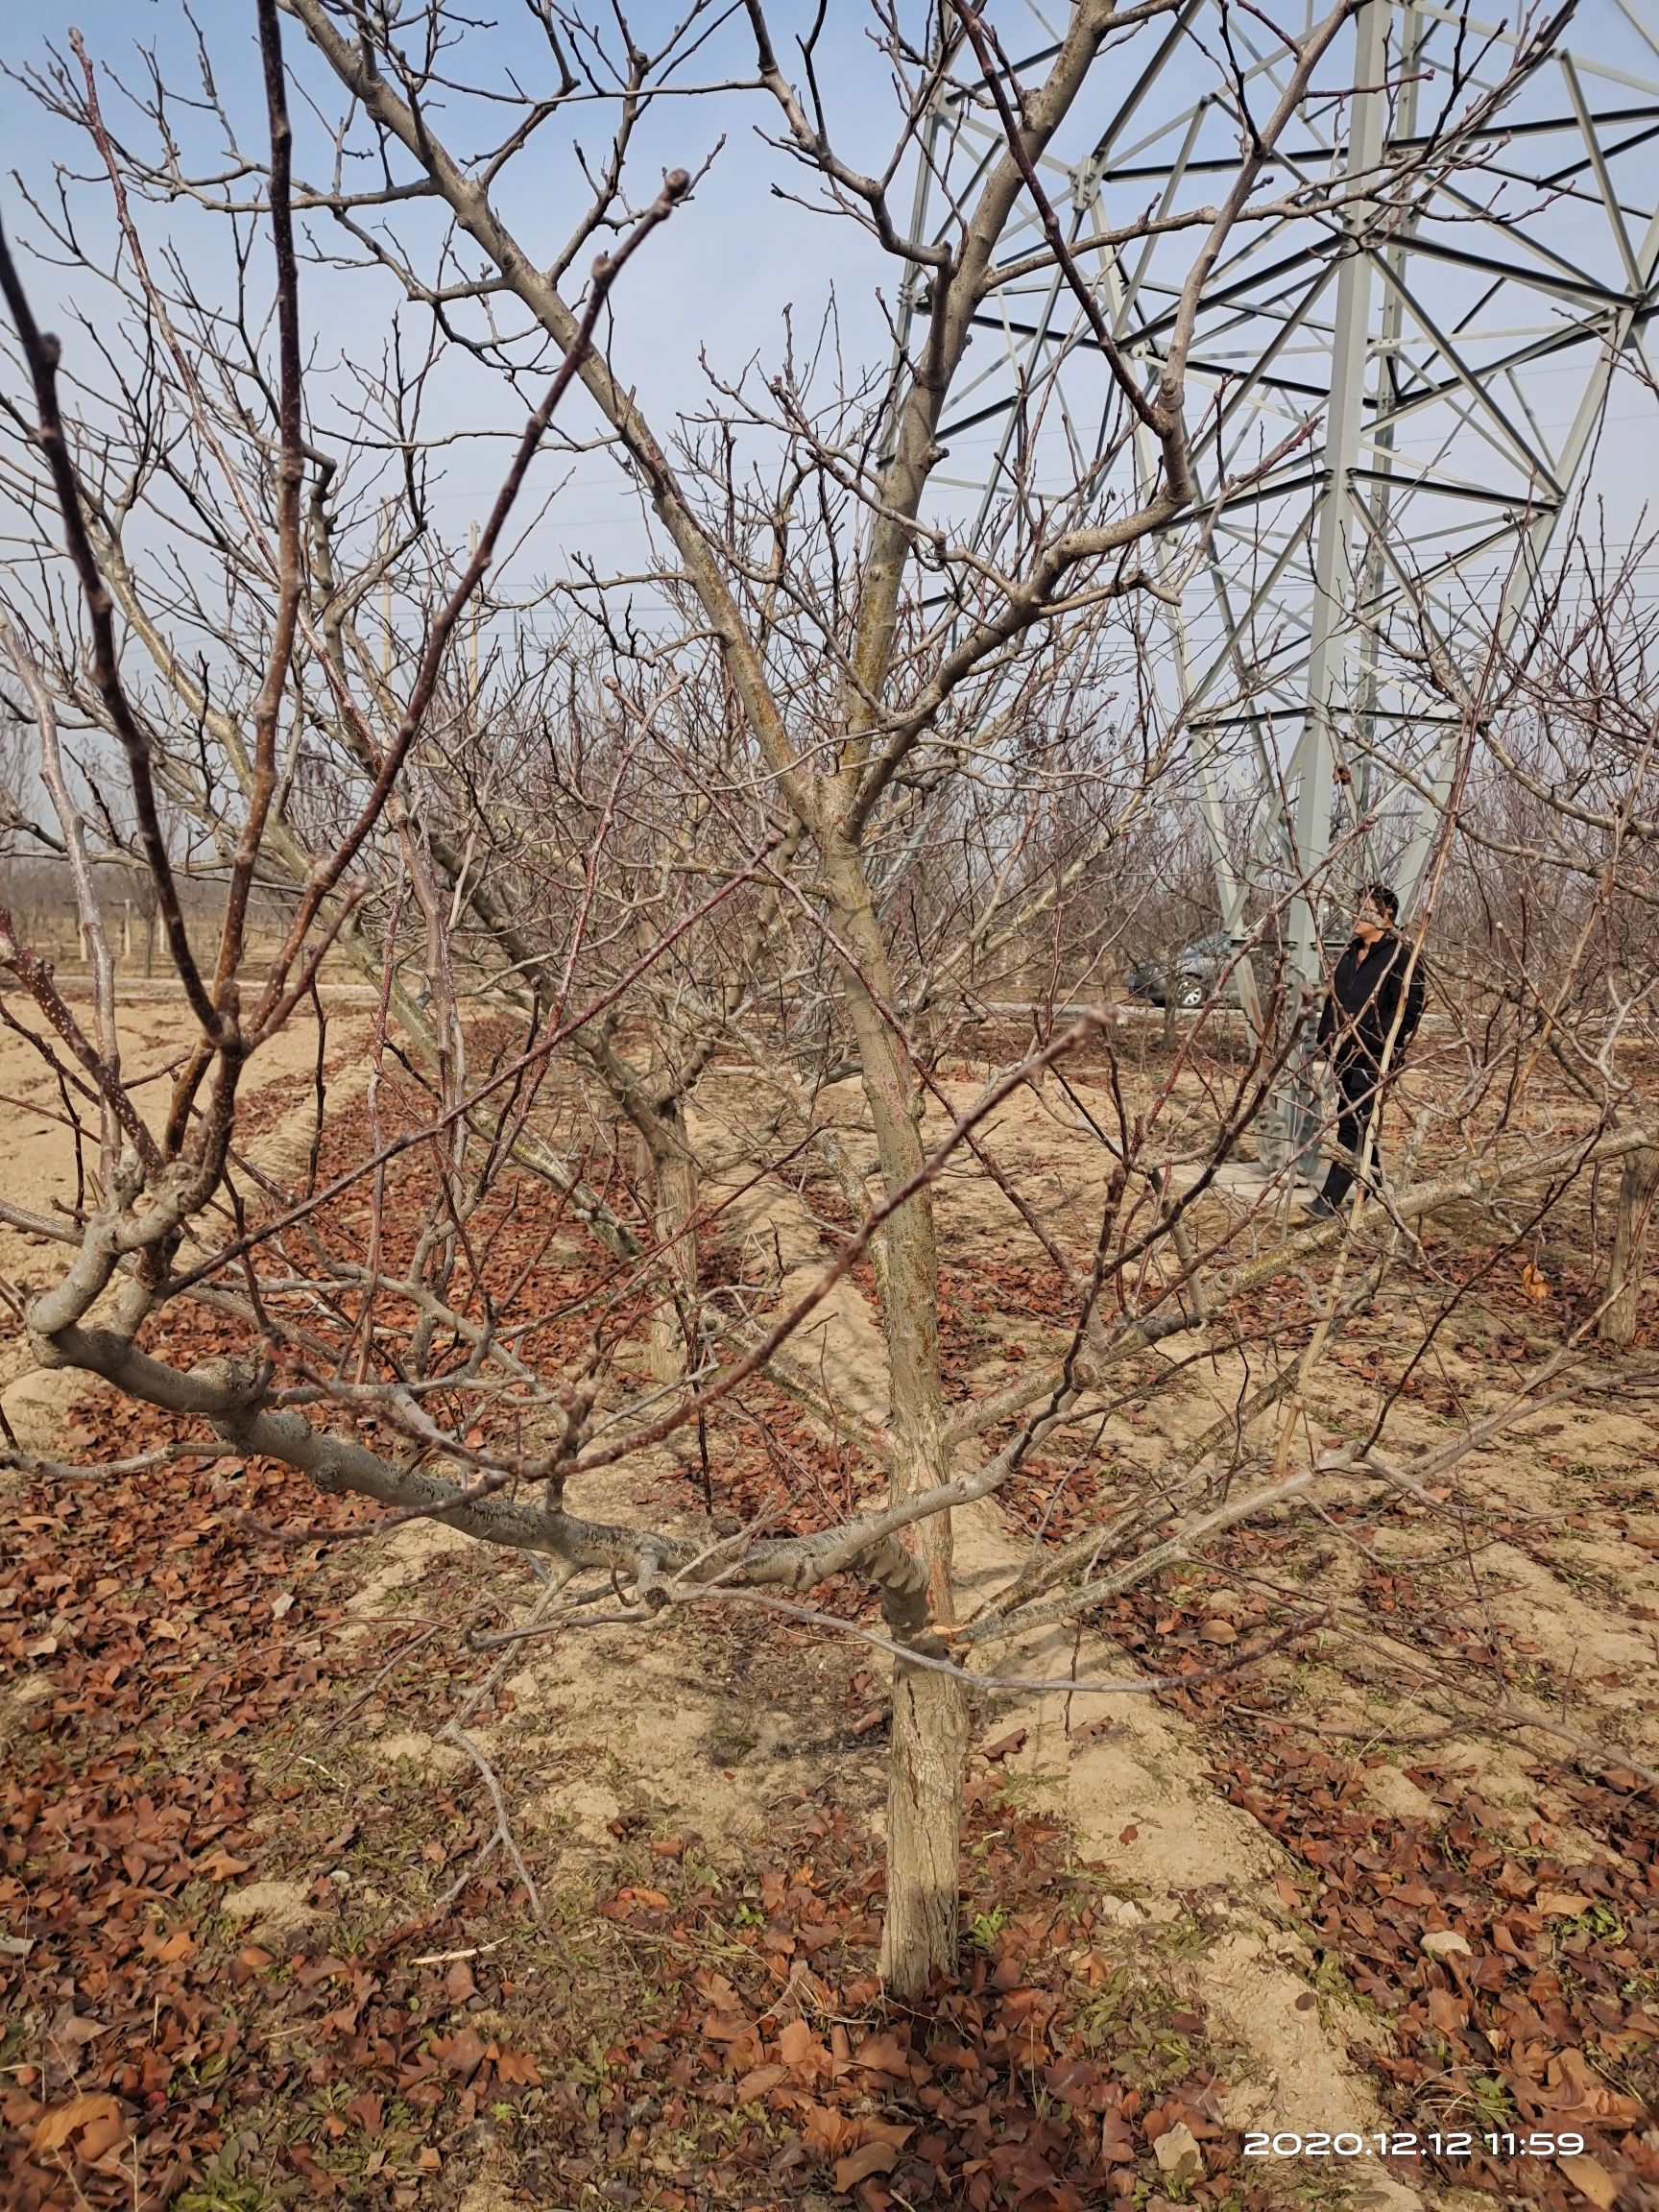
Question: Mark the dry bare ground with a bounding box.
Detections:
[6,6,1656,2207]
[4,999,1657,2212]
[0,993,378,1447]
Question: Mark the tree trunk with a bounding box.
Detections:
[645,1109,700,1384]
[1599,1145,1659,1348]
[879,1661,970,1997]
[822,831,967,1996]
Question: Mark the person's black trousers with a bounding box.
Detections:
[1321,1053,1384,1209]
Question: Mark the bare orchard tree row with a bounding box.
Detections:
[2,0,1655,1998]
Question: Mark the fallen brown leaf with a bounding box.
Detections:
[1556,2152,1619,2209]
[31,2092,123,2153]
[979,1727,1027,1762]
[833,2138,900,2191]
[1535,1890,1592,1917]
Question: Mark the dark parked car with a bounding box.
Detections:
[1126,930,1232,1009]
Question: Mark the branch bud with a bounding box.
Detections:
[662,168,690,202]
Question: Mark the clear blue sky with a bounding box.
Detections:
[1,4,906,580]
[4,4,1657,631]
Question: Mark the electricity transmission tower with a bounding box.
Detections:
[904,0,1659,1082]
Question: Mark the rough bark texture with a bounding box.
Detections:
[824,834,967,1991]
[878,1663,972,1999]
[646,1114,701,1383]
[1600,1145,1659,1347]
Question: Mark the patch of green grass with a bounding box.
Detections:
[1071,1960,1217,2095]
[1455,2073,1519,2129]
[1310,1947,1383,2021]
[1161,1910,1213,1960]
[1575,1902,1626,1943]
[707,1716,758,1764]
[968,1905,1010,1951]
[1551,1560,1625,1603]
[990,1768,1062,1814]
[1286,2172,1365,2212]
[175,2160,280,2212]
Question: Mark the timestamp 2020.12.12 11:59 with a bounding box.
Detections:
[1242,2131,1586,2160]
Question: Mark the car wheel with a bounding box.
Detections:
[1177,977,1203,1009]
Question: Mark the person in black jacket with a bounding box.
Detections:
[1303,883,1427,1219]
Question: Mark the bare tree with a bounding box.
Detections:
[5,0,1651,2020]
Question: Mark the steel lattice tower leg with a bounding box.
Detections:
[897,0,1659,1182]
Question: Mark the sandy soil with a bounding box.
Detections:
[699,1094,1436,2204]
[0,991,373,1447]
[5,999,1655,2211]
